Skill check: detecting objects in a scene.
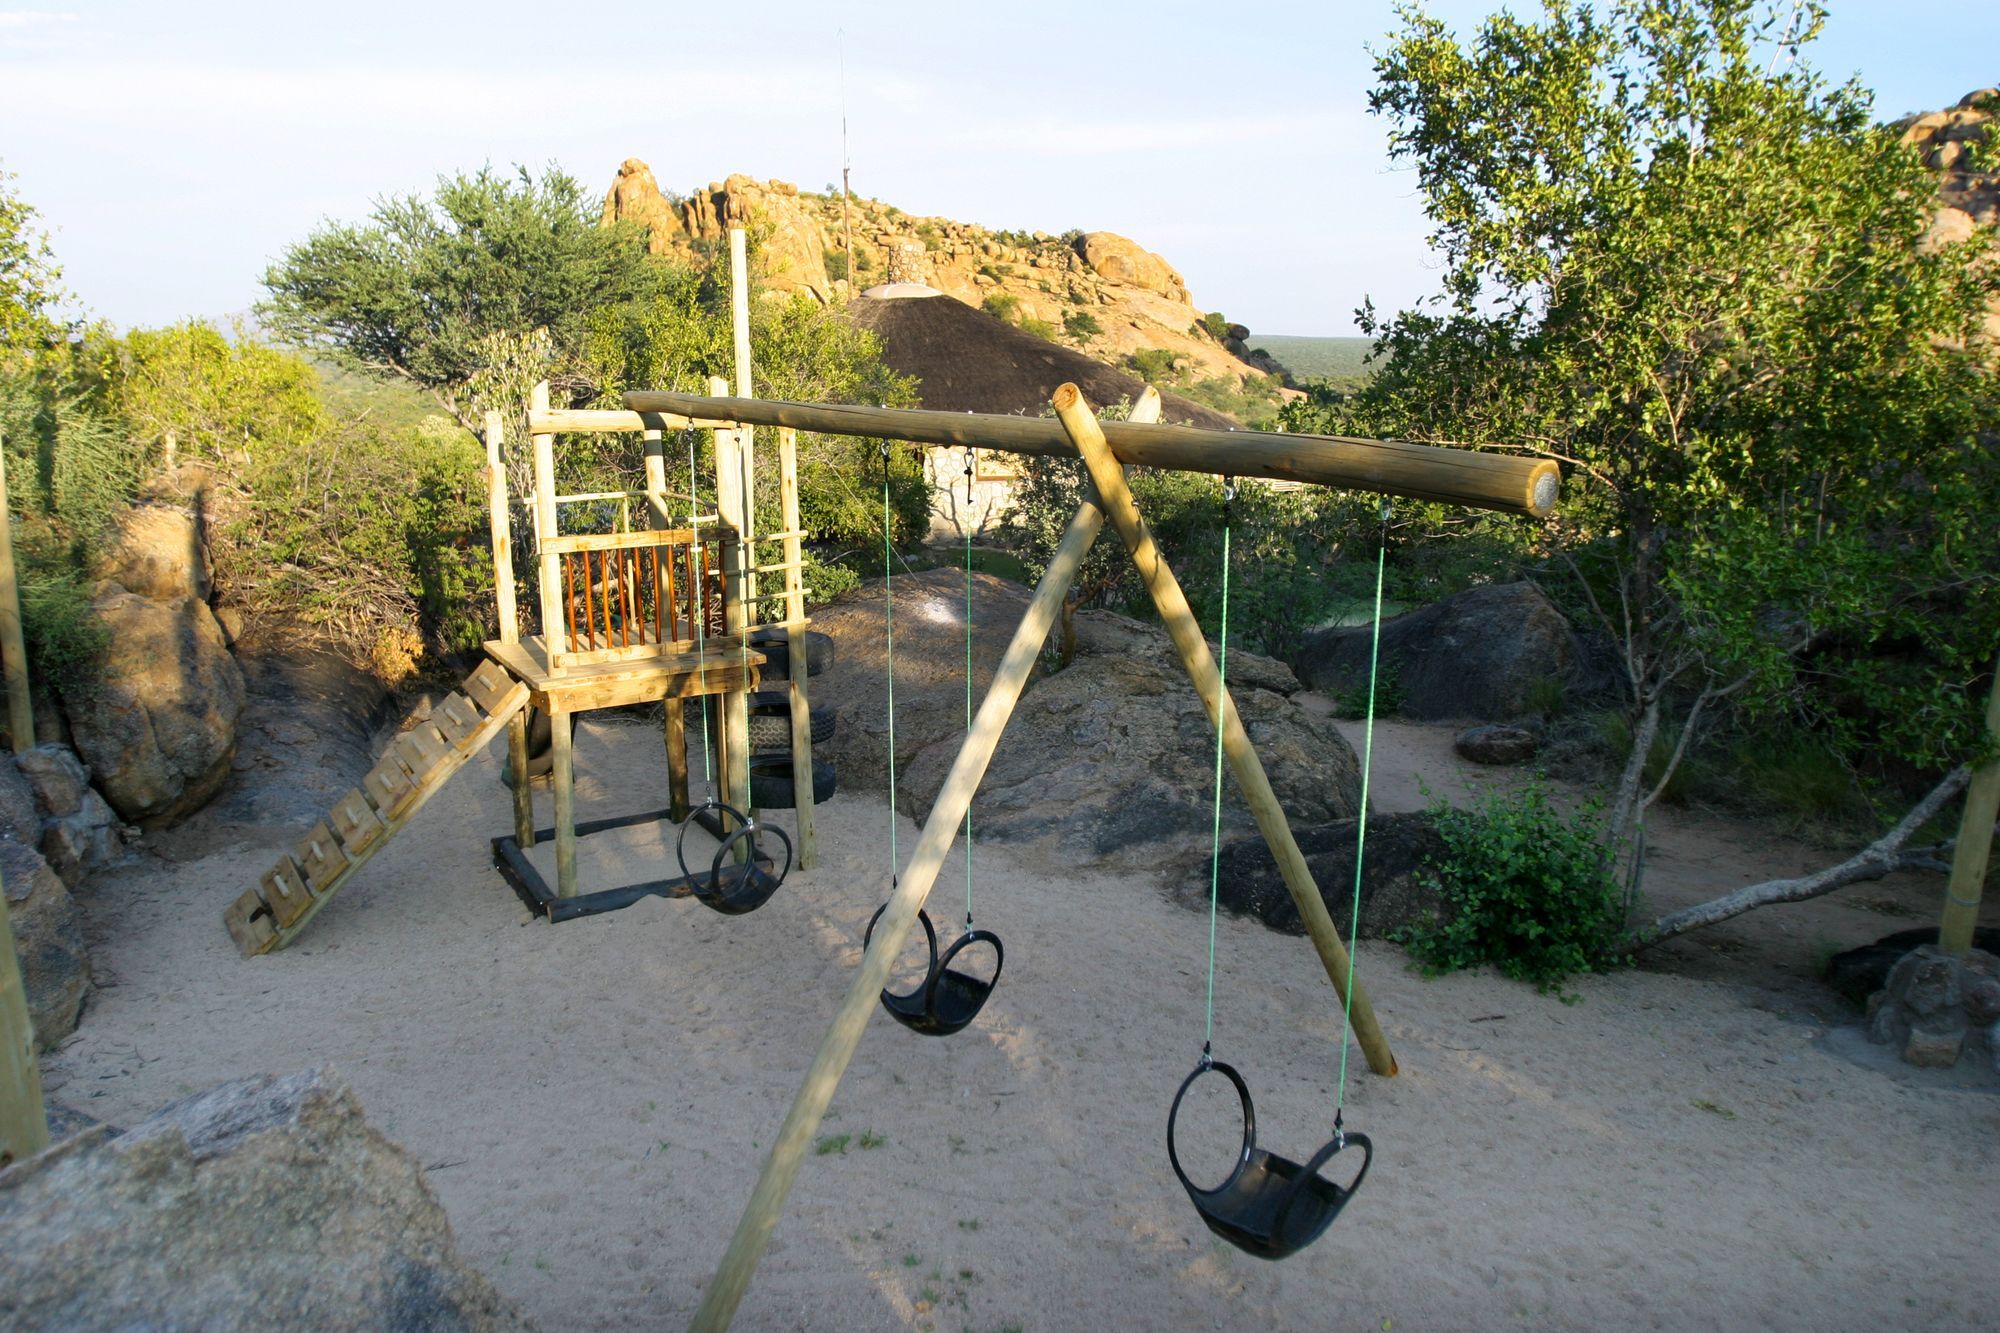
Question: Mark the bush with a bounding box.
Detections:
[1061,311,1101,343]
[1398,784,1629,993]
[823,248,848,282]
[981,292,1020,323]
[1125,348,1178,384]
[1018,317,1056,342]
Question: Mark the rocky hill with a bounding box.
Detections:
[600,160,1282,386]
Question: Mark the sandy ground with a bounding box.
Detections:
[39,710,2000,1332]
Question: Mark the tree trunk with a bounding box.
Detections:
[1623,766,1970,952]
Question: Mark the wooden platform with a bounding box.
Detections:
[484,635,763,713]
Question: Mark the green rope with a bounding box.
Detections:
[881,445,897,879]
[964,450,976,926]
[1201,479,1234,1058]
[1334,500,1391,1121]
[687,431,716,800]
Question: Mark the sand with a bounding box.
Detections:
[39,710,2000,1331]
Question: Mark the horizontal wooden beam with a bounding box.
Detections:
[622,387,1559,516]
[530,409,742,435]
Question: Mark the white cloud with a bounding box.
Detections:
[0,11,79,26]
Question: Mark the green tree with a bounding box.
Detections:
[1326,0,1997,897]
[259,165,665,426]
[0,167,68,351]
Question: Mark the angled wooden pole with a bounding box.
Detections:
[1054,383,1397,1077]
[1938,654,2000,957]
[0,443,36,752]
[0,868,49,1166]
[691,494,1109,1332]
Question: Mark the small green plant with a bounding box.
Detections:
[1328,664,1405,720]
[1018,317,1056,342]
[858,1130,886,1149]
[901,1253,921,1267]
[981,292,1020,323]
[1398,783,1629,992]
[1199,310,1231,341]
[824,248,849,282]
[814,1134,851,1156]
[1061,310,1102,343]
[957,1218,980,1231]
[1125,347,1178,383]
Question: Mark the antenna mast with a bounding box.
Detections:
[839,30,855,291]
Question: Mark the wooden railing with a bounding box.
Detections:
[541,527,730,668]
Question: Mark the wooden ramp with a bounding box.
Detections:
[224,659,530,957]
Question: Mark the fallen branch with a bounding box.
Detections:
[1623,765,1972,953]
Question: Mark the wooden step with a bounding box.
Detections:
[226,663,532,957]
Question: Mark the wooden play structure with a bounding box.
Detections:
[224,231,825,953]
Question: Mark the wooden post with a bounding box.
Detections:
[1054,383,1398,1078]
[729,228,759,612]
[777,426,816,868]
[1939,656,2000,956]
[484,412,520,644]
[551,703,577,897]
[530,384,563,657]
[708,376,752,820]
[691,496,1109,1332]
[0,443,36,752]
[643,428,669,524]
[0,867,49,1166]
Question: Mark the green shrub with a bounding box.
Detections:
[1018,317,1056,342]
[1125,348,1178,383]
[823,248,848,282]
[1399,784,1629,993]
[1327,665,1405,720]
[1061,311,1101,343]
[981,292,1020,323]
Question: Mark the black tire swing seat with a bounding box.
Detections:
[863,902,1003,1037]
[1167,1059,1372,1260]
[675,800,791,916]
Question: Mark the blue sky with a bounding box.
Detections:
[3,1,1993,337]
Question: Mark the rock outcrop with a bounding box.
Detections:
[1897,89,2000,349]
[65,503,245,826]
[0,838,88,1048]
[1198,811,1449,940]
[596,159,1278,388]
[0,1068,530,1330]
[811,569,1359,875]
[1297,582,1575,722]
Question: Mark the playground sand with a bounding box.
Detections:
[40,713,1999,1331]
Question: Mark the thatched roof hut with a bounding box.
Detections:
[845,287,1241,431]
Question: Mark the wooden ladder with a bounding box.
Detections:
[224,659,530,956]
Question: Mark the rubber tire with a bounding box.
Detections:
[503,708,574,785]
[747,755,837,808]
[745,692,837,750]
[750,629,835,678]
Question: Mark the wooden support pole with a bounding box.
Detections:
[551,704,577,898]
[508,712,534,849]
[0,444,36,752]
[642,428,669,526]
[729,228,759,612]
[624,390,1560,518]
[1938,655,2000,957]
[530,383,563,656]
[777,426,816,869]
[484,412,520,646]
[691,495,1109,1332]
[1054,383,1398,1078]
[0,869,49,1166]
[708,376,752,821]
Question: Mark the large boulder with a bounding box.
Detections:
[685,173,832,300]
[600,157,685,253]
[1296,582,1574,722]
[0,838,89,1048]
[813,570,1358,874]
[0,1068,530,1330]
[96,504,207,603]
[64,589,245,826]
[1196,811,1449,939]
[14,745,123,888]
[1075,232,1193,306]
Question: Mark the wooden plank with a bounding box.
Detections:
[530,408,739,434]
[363,751,416,821]
[1938,656,2000,956]
[223,889,278,958]
[624,390,1563,518]
[532,382,565,656]
[434,693,482,749]
[1055,383,1397,1078]
[540,664,756,718]
[484,637,765,693]
[260,857,315,929]
[396,723,452,784]
[540,527,703,555]
[0,880,50,1162]
[552,706,576,898]
[256,677,533,953]
[465,659,515,715]
[294,821,350,894]
[692,492,1109,1332]
[330,789,386,859]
